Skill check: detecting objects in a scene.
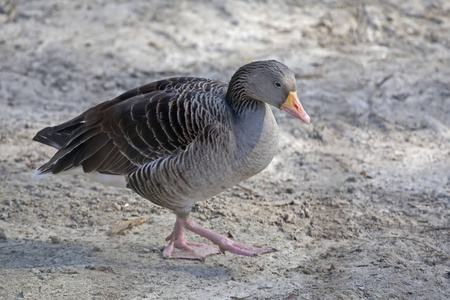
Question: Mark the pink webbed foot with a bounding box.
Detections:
[162,217,220,260]
[162,239,220,260]
[185,219,277,257]
[162,216,276,260]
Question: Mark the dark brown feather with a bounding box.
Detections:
[33,77,225,177]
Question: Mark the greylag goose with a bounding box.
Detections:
[32,60,310,260]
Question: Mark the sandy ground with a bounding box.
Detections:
[1,0,449,299]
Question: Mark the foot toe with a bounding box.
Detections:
[163,241,220,260]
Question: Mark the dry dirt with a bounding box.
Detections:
[1,0,449,299]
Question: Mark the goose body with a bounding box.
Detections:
[33,60,310,259]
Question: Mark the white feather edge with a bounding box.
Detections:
[31,167,127,188]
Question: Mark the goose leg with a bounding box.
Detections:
[162,216,220,260]
[185,219,277,256]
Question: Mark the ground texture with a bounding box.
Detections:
[0,0,449,299]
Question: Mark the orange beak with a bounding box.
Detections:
[280,91,310,124]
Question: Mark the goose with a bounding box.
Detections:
[32,60,310,260]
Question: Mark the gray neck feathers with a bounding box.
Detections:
[226,66,259,114]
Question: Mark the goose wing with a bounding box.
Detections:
[33,77,227,176]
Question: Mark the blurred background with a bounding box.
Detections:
[0,0,449,299]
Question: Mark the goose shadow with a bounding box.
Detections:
[0,238,232,279]
[0,238,97,269]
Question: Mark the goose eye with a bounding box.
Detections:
[274,82,282,88]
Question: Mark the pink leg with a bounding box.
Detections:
[162,217,220,260]
[185,219,276,256]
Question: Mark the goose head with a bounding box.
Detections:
[228,60,310,124]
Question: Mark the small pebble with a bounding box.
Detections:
[50,236,61,244]
[0,229,7,242]
[92,246,103,252]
